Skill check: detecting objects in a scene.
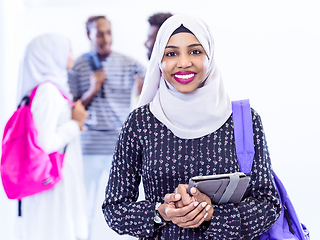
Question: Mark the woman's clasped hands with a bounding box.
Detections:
[158,184,214,228]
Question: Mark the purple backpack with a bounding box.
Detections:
[1,83,74,200]
[232,99,310,240]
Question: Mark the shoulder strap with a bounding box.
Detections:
[82,51,102,71]
[232,99,255,174]
[28,82,74,108]
[82,52,105,99]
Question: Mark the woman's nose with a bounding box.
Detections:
[177,54,192,68]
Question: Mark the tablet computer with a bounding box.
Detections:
[187,172,250,204]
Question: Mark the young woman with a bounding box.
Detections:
[102,14,280,240]
[17,33,88,240]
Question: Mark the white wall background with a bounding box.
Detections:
[0,0,319,239]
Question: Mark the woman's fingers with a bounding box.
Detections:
[164,193,181,203]
[189,187,214,222]
[166,200,198,220]
[163,187,214,228]
[182,201,207,222]
[177,201,213,228]
[190,187,207,202]
[175,184,193,208]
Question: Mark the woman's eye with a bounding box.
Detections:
[165,52,177,57]
[190,50,201,55]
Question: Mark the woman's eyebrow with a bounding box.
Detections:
[188,43,202,48]
[165,45,178,49]
[165,43,202,49]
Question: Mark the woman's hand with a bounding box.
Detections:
[188,187,214,222]
[72,100,88,130]
[174,184,194,208]
[175,185,214,222]
[158,187,214,229]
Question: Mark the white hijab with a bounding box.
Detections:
[137,14,232,139]
[17,33,71,103]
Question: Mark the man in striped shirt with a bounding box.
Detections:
[68,15,146,237]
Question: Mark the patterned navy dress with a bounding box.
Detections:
[102,104,280,240]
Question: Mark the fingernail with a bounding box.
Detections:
[175,194,181,199]
[166,194,171,199]
[202,202,207,208]
[194,202,199,207]
[191,187,197,194]
[206,205,211,211]
[204,213,208,219]
[165,208,169,215]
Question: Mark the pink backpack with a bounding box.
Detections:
[1,83,74,200]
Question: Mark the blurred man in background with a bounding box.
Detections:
[68,15,146,239]
[145,12,173,60]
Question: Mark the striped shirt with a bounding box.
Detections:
[68,52,146,155]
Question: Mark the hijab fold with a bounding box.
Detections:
[17,33,71,104]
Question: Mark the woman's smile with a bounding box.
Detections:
[173,71,196,84]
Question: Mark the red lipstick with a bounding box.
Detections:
[173,71,196,84]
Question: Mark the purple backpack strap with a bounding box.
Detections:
[232,99,255,174]
[232,100,310,239]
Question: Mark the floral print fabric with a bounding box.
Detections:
[102,105,280,240]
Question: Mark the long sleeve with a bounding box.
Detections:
[102,110,156,238]
[31,82,80,154]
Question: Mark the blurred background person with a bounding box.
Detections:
[16,33,88,240]
[68,15,146,239]
[145,12,173,60]
[130,12,173,110]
